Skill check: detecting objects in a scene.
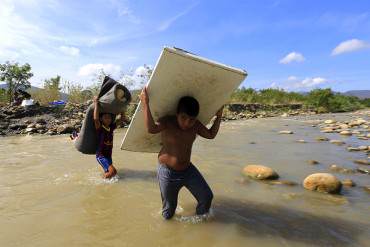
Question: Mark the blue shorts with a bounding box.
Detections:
[96,156,112,173]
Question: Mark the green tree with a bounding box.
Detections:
[62,80,90,103]
[305,88,334,112]
[230,87,258,103]
[120,64,153,90]
[0,61,33,103]
[43,75,61,101]
[0,88,7,104]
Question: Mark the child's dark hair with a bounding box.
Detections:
[177,96,199,117]
[99,112,115,121]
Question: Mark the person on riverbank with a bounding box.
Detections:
[140,86,223,219]
[93,96,128,178]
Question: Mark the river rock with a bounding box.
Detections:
[347,147,361,152]
[9,123,27,130]
[56,124,75,134]
[330,140,345,145]
[321,128,335,133]
[353,159,370,165]
[296,139,306,143]
[35,123,45,130]
[46,129,57,135]
[268,180,297,186]
[342,179,356,187]
[363,186,370,193]
[303,173,342,194]
[242,165,279,180]
[357,137,368,140]
[23,119,32,124]
[329,164,355,174]
[37,129,46,134]
[316,136,329,141]
[35,118,47,124]
[358,146,368,151]
[357,167,370,174]
[24,127,36,133]
[324,119,336,124]
[279,130,293,134]
[350,119,366,126]
[0,123,9,129]
[340,130,352,136]
[308,160,319,165]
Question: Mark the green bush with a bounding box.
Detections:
[304,88,364,112]
[0,88,7,104]
[230,87,258,103]
[360,98,370,107]
[230,87,366,113]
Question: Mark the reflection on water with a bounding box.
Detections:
[0,113,369,247]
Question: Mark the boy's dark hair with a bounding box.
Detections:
[177,96,199,117]
[99,112,115,121]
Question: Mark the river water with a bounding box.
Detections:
[1,113,369,247]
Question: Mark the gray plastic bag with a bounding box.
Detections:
[74,77,131,154]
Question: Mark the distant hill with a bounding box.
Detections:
[343,90,370,99]
[0,83,69,101]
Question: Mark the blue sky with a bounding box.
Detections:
[0,0,369,91]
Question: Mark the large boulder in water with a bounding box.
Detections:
[242,165,279,180]
[303,173,342,194]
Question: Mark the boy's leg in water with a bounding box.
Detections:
[157,164,184,220]
[104,165,115,178]
[184,164,213,215]
[69,131,78,140]
[96,156,114,178]
[111,165,117,176]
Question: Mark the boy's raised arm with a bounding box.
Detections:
[93,96,101,130]
[140,87,166,134]
[196,106,223,139]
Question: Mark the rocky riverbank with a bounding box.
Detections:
[0,101,364,137]
[221,103,314,120]
[0,102,91,136]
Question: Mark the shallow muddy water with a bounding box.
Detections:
[1,113,369,247]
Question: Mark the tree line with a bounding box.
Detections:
[0,61,368,113]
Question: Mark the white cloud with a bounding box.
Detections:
[279,52,305,64]
[331,39,370,56]
[0,0,64,59]
[291,77,328,89]
[108,0,140,24]
[119,65,152,89]
[59,46,80,56]
[269,82,278,88]
[273,76,330,90]
[78,63,121,77]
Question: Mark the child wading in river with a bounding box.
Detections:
[140,87,223,219]
[93,96,126,178]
